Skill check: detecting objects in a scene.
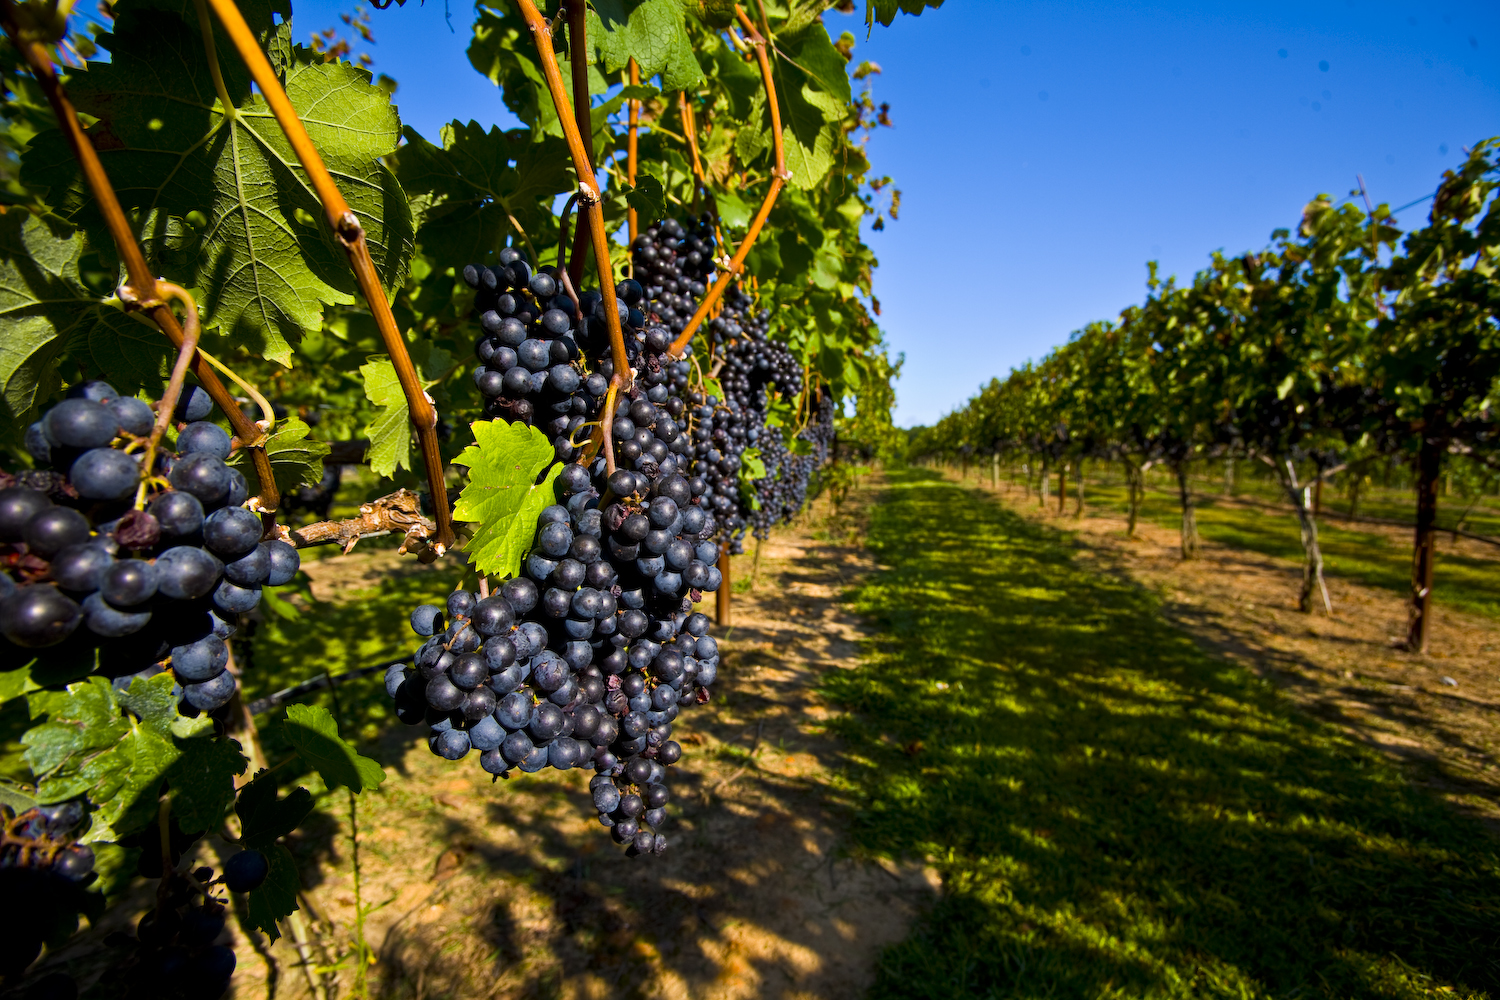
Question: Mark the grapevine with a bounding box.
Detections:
[0,0,913,990]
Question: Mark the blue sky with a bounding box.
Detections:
[294,0,1500,426]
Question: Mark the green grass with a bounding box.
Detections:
[1059,476,1500,621]
[825,469,1500,1000]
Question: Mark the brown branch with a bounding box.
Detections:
[565,1,593,291]
[0,0,278,518]
[518,0,632,390]
[667,5,788,360]
[285,489,436,555]
[136,282,203,503]
[204,0,454,553]
[627,57,640,245]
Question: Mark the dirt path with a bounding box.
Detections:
[224,482,937,1000]
[968,472,1500,833]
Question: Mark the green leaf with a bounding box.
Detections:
[452,418,563,578]
[166,733,248,834]
[625,173,666,220]
[245,842,300,941]
[229,416,330,495]
[1276,372,1297,399]
[236,771,315,850]
[361,354,442,479]
[0,213,168,435]
[23,4,413,366]
[23,674,199,841]
[394,123,570,269]
[0,663,40,705]
[282,704,386,793]
[782,124,839,190]
[590,0,702,89]
[715,189,752,231]
[866,0,944,30]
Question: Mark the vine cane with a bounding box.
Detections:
[203,0,455,552]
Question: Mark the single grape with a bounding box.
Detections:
[176,421,232,460]
[0,585,83,647]
[223,849,269,892]
[23,506,92,557]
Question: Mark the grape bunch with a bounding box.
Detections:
[0,801,96,979]
[748,387,837,541]
[99,863,236,1000]
[385,220,736,855]
[630,215,718,336]
[686,284,811,552]
[0,380,299,712]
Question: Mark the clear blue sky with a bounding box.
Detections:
[295,0,1500,427]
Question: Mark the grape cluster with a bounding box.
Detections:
[0,801,96,979]
[685,285,810,552]
[99,863,236,1000]
[0,381,299,712]
[630,216,717,336]
[386,220,737,855]
[749,387,836,541]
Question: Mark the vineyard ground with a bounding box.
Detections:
[19,469,1500,999]
[957,465,1500,830]
[215,483,937,1000]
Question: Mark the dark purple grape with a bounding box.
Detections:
[149,491,205,539]
[0,487,51,541]
[0,585,83,647]
[44,398,118,449]
[68,447,139,500]
[223,849,269,892]
[176,421,232,459]
[264,540,300,585]
[23,506,91,557]
[201,507,260,558]
[155,546,222,600]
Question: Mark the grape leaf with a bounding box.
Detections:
[625,173,666,220]
[590,0,703,90]
[393,123,570,269]
[782,124,839,190]
[22,2,413,367]
[0,212,169,437]
[166,732,249,835]
[360,345,450,479]
[22,674,225,842]
[236,771,315,850]
[282,704,386,793]
[452,418,562,578]
[230,416,330,495]
[866,0,944,30]
[361,356,412,478]
[245,842,300,941]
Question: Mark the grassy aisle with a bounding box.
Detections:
[1055,477,1500,620]
[825,469,1500,1000]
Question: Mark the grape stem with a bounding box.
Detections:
[600,381,620,477]
[135,281,203,509]
[555,191,583,318]
[203,0,455,554]
[0,0,280,519]
[517,0,633,392]
[667,6,788,360]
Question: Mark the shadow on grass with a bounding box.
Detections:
[828,468,1500,1000]
[1080,479,1500,620]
